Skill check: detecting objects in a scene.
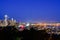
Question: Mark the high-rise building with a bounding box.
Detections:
[4,15,8,26]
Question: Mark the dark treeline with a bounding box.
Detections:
[0,26,60,40]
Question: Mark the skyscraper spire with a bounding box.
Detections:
[11,18,14,21]
[4,14,8,21]
[4,14,8,26]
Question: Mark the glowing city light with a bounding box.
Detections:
[26,23,30,26]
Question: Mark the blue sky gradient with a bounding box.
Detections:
[0,0,60,22]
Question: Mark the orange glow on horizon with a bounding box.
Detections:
[31,23,60,27]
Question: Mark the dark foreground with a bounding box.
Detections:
[0,26,60,40]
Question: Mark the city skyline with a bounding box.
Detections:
[0,0,60,22]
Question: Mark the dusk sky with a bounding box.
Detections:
[0,0,60,22]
